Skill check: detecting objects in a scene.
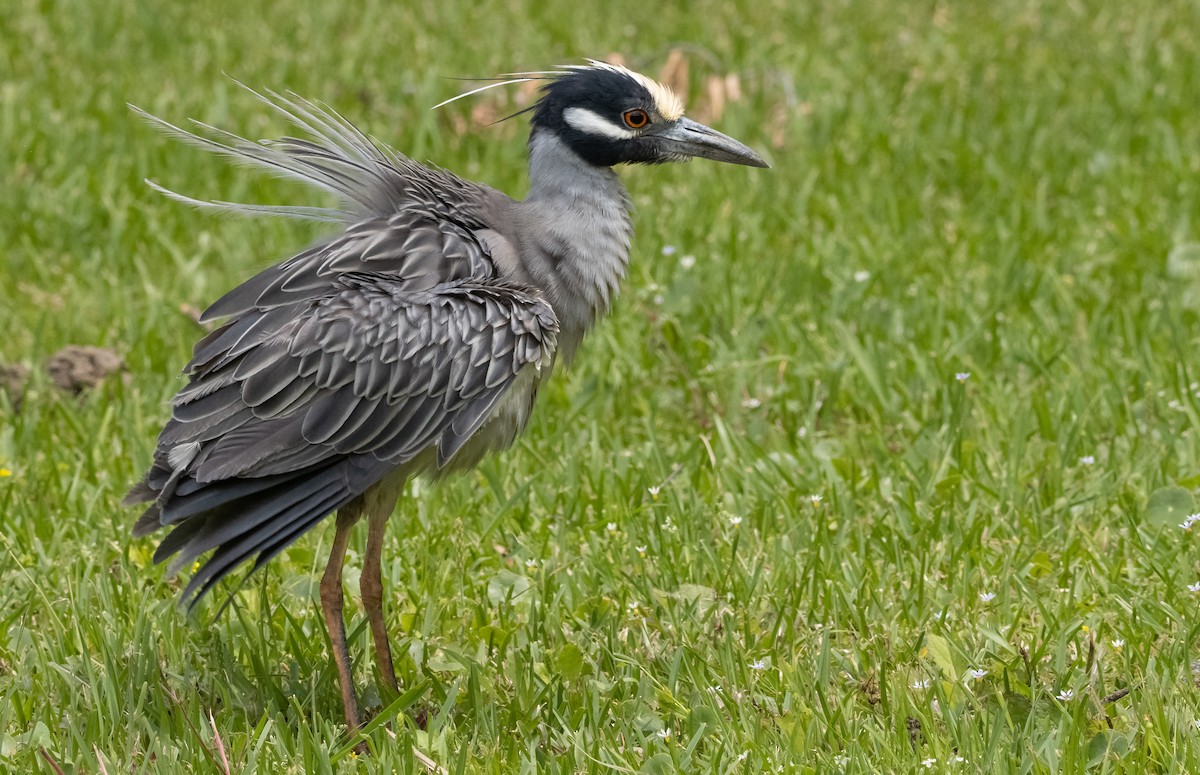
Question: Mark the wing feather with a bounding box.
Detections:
[131,268,557,605]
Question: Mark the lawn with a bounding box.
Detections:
[3,0,1200,771]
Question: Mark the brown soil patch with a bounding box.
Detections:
[45,346,125,394]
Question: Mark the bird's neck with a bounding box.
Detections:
[518,131,634,359]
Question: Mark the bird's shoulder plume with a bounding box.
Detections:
[131,81,486,224]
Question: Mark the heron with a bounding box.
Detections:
[127,60,768,732]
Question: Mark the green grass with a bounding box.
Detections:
[3,0,1200,771]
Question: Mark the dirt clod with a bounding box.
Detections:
[0,363,29,407]
[906,716,923,747]
[860,675,881,705]
[45,346,125,394]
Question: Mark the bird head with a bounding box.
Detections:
[524,61,769,170]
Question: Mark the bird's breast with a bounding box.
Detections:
[432,363,548,477]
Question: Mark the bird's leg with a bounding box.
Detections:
[320,497,364,733]
[360,501,398,693]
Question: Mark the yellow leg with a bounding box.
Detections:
[360,502,398,693]
[319,497,364,733]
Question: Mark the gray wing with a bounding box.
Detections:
[201,204,501,321]
[128,271,557,604]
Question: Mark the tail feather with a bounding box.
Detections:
[160,473,343,572]
[132,503,164,537]
[151,517,207,563]
[124,477,157,507]
[181,486,353,606]
[207,487,354,619]
[253,489,353,574]
[129,451,394,609]
[161,467,318,523]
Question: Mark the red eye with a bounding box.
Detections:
[622,109,649,129]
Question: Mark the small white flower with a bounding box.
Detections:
[1078,455,1096,465]
[853,270,871,283]
[911,679,931,690]
[524,558,538,571]
[679,254,696,269]
[662,517,677,533]
[922,758,937,769]
[627,600,640,613]
[661,245,677,256]
[1182,513,1200,529]
[656,727,670,740]
[809,494,823,507]
[1188,582,1200,594]
[1193,719,1200,731]
[653,294,664,305]
[951,755,965,763]
[741,397,762,409]
[979,591,996,603]
[648,485,660,497]
[1110,639,1125,649]
[635,545,647,556]
[955,372,971,383]
[750,659,767,671]
[737,750,749,762]
[1057,689,1074,701]
[729,515,743,527]
[606,522,618,533]
[833,755,849,766]
[968,668,988,680]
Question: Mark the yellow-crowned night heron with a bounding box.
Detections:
[126,61,767,732]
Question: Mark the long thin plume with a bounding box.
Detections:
[142,179,351,223]
[430,61,684,121]
[428,62,616,114]
[430,78,536,111]
[130,81,429,222]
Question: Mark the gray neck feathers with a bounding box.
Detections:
[514,131,633,359]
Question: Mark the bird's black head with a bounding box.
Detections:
[529,61,768,170]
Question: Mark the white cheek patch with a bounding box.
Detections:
[562,107,637,141]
